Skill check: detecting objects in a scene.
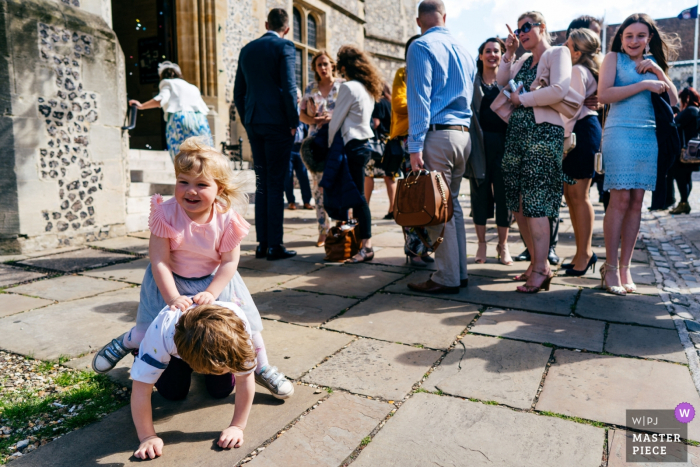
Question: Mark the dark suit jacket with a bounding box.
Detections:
[650,92,681,210]
[233,32,299,130]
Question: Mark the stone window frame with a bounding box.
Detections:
[291,3,325,90]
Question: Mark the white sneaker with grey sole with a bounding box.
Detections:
[254,365,294,399]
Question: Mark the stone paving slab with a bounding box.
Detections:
[470,309,605,351]
[288,245,329,264]
[386,271,578,315]
[248,392,391,467]
[303,338,440,400]
[127,230,150,239]
[17,249,136,273]
[424,334,552,409]
[253,289,358,326]
[352,393,604,467]
[465,260,528,280]
[369,231,407,248]
[8,275,129,301]
[324,294,478,349]
[13,381,320,467]
[64,352,134,388]
[238,269,300,294]
[260,320,355,379]
[608,430,700,466]
[89,236,150,254]
[605,323,687,363]
[81,258,150,284]
[0,264,46,288]
[0,294,54,319]
[536,350,700,442]
[0,288,140,360]
[576,289,674,329]
[552,275,659,295]
[238,255,323,275]
[369,247,437,270]
[281,265,404,298]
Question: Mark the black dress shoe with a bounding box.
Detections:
[460,279,468,288]
[547,248,560,265]
[514,249,531,262]
[267,245,297,261]
[255,244,268,259]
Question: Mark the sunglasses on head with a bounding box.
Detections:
[515,22,541,37]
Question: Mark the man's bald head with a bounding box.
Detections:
[417,0,446,33]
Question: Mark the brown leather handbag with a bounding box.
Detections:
[324,221,360,262]
[393,170,453,252]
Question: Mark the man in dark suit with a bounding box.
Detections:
[234,8,298,260]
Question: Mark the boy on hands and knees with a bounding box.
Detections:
[130,303,258,459]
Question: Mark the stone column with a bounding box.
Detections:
[0,0,128,253]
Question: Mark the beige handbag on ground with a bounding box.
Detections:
[594,105,608,175]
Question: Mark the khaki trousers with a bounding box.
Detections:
[422,130,471,287]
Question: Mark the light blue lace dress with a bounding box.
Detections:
[602,53,658,191]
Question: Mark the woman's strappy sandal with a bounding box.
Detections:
[620,264,637,293]
[346,247,374,263]
[475,242,487,264]
[600,263,627,296]
[516,269,554,294]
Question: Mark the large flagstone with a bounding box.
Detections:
[89,236,150,255]
[248,392,391,467]
[8,275,129,301]
[470,309,605,351]
[607,430,700,466]
[0,294,54,318]
[13,381,320,467]
[605,324,687,363]
[81,258,150,284]
[0,288,140,360]
[303,339,440,400]
[0,264,46,288]
[17,248,136,272]
[324,293,478,349]
[536,350,700,441]
[424,334,552,409]
[281,265,404,298]
[253,289,358,326]
[352,393,604,467]
[238,269,300,294]
[576,289,674,329]
[238,255,323,275]
[385,271,578,315]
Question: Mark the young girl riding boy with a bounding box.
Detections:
[92,137,292,399]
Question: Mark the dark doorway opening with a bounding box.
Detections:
[111,0,177,150]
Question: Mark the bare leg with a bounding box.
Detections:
[475,224,487,243]
[566,179,595,270]
[364,177,374,204]
[619,189,644,284]
[563,184,578,264]
[603,189,631,288]
[497,226,509,245]
[384,176,397,213]
[514,198,534,276]
[524,216,551,287]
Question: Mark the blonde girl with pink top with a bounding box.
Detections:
[92,137,293,399]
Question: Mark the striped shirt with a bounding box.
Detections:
[406,27,475,153]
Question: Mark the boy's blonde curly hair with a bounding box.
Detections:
[173,137,248,213]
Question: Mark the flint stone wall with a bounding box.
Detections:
[0,0,128,253]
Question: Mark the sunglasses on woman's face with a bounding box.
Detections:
[515,22,541,37]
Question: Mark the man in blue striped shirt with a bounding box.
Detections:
[406,0,475,294]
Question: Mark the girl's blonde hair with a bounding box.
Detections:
[518,11,553,45]
[173,137,248,213]
[568,28,603,79]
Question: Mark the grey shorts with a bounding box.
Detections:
[136,263,263,333]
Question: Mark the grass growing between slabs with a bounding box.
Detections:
[0,351,130,463]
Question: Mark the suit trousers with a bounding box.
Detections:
[246,124,294,246]
[423,130,470,288]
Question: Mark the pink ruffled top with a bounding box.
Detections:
[148,194,250,278]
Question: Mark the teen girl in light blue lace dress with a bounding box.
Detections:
[598,14,679,296]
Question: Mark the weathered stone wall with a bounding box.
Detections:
[45,0,112,26]
[0,0,127,253]
[363,0,416,85]
[327,7,362,56]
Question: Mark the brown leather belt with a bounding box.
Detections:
[428,124,469,132]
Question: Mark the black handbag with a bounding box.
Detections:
[368,136,385,163]
[379,138,406,176]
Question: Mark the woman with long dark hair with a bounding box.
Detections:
[328,46,384,263]
[469,37,513,265]
[668,87,700,214]
[598,13,679,295]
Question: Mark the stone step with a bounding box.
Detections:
[130,170,177,184]
[126,195,173,215]
[129,182,175,197]
[128,149,171,163]
[129,159,174,173]
[125,212,149,232]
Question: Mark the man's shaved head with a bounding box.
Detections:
[418,0,445,16]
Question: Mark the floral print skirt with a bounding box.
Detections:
[165,111,213,160]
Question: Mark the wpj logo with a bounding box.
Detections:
[626,409,689,462]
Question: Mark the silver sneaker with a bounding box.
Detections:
[92,334,130,373]
[254,365,294,399]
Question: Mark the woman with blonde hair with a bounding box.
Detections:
[326,45,383,263]
[561,28,603,276]
[598,13,679,295]
[300,50,345,247]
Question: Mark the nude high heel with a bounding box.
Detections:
[497,243,513,265]
[600,263,627,296]
[620,264,637,293]
[475,242,487,264]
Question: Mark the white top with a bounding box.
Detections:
[130,302,255,385]
[328,80,375,146]
[154,78,210,118]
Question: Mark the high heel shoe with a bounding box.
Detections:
[496,243,513,265]
[316,233,326,248]
[564,253,597,277]
[620,264,637,293]
[600,262,627,296]
[560,262,575,270]
[516,270,553,293]
[475,242,487,264]
[513,272,530,281]
[406,255,428,267]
